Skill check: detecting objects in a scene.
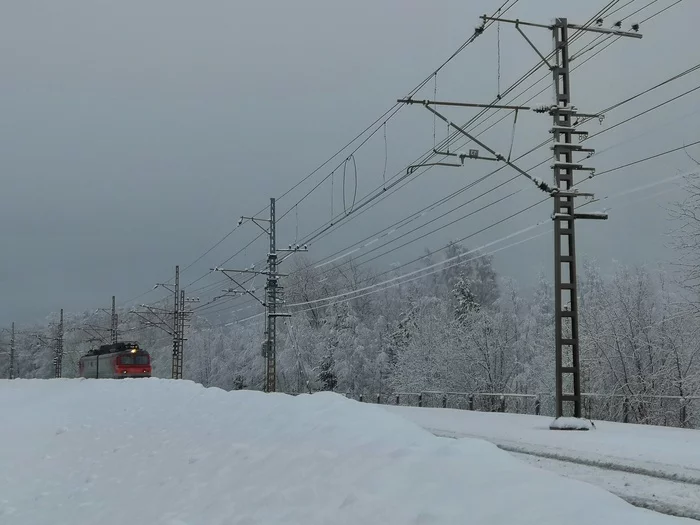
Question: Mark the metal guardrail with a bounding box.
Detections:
[346,391,699,429]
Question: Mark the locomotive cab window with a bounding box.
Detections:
[118,354,149,365]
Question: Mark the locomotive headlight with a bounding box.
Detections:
[131,349,137,353]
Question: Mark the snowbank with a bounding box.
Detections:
[0,379,692,524]
[550,416,593,430]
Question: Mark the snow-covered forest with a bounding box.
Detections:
[3,175,700,429]
[3,252,699,428]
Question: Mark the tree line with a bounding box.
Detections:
[3,171,700,428]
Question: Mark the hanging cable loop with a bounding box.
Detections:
[342,154,358,216]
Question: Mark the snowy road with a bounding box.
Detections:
[513,452,700,520]
[384,406,700,520]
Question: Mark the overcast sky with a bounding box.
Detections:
[2,0,700,326]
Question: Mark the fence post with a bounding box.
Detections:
[395,394,400,405]
[442,393,447,409]
[680,397,687,428]
[468,394,474,411]
[418,393,423,408]
[377,393,381,404]
[359,394,363,403]
[585,395,592,419]
[535,395,541,416]
[499,395,506,413]
[623,397,629,423]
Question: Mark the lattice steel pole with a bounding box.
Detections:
[9,322,15,380]
[216,198,305,392]
[551,19,581,418]
[265,198,278,393]
[54,308,64,378]
[177,289,186,379]
[111,295,118,344]
[172,265,182,379]
[474,13,641,425]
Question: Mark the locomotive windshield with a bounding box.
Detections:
[119,354,149,365]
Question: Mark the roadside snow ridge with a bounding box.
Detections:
[0,378,691,524]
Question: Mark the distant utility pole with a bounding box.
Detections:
[174,289,197,379]
[9,322,15,380]
[401,14,641,423]
[88,297,119,345]
[111,295,118,344]
[215,197,307,393]
[134,265,198,379]
[172,266,181,378]
[54,308,64,378]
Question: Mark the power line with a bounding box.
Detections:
[212,120,700,320]
[278,5,632,255]
[586,83,700,142]
[605,0,638,19]
[195,53,695,317]
[291,57,699,283]
[639,0,683,23]
[175,2,540,306]
[593,138,700,177]
[228,172,684,326]
[175,1,670,318]
[275,1,526,224]
[172,0,522,292]
[211,7,664,332]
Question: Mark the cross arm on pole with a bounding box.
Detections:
[211,267,288,277]
[397,98,530,111]
[131,310,174,336]
[515,22,552,70]
[77,327,108,343]
[278,245,309,253]
[480,15,643,38]
[277,245,309,266]
[414,102,554,193]
[573,212,608,220]
[77,329,107,344]
[480,15,551,30]
[433,149,499,161]
[215,269,267,307]
[139,304,175,327]
[567,22,642,38]
[238,215,271,235]
[136,304,172,313]
[155,283,176,294]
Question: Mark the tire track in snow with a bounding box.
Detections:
[426,427,700,485]
[429,427,700,520]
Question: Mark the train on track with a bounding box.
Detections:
[78,341,152,379]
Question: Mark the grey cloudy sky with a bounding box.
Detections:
[2,0,700,326]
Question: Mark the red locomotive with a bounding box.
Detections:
[78,341,152,378]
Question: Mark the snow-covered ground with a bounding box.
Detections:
[383,405,700,518]
[512,452,700,520]
[382,406,700,477]
[0,379,696,525]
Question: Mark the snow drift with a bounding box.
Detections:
[0,379,692,524]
